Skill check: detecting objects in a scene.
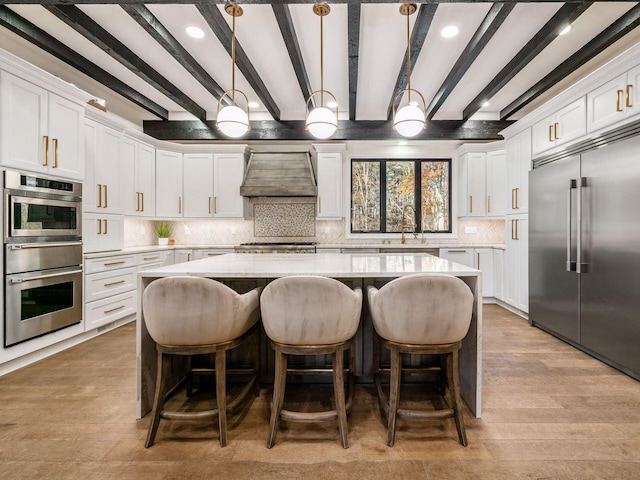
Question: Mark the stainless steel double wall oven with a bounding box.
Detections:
[3,170,83,347]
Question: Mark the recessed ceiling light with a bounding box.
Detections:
[186,26,204,39]
[327,101,338,108]
[248,101,260,109]
[559,25,572,36]
[482,101,490,108]
[441,25,459,38]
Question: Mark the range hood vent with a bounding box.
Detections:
[240,152,318,197]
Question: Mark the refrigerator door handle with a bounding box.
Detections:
[567,179,577,272]
[577,177,589,274]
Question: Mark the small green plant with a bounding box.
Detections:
[155,221,172,239]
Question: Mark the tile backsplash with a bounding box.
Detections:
[124,215,505,248]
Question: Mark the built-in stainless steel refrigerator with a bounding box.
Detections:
[530,134,640,380]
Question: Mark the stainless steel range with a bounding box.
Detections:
[3,170,83,347]
[234,242,317,254]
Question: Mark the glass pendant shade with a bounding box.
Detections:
[306,106,338,139]
[394,104,426,138]
[217,104,249,138]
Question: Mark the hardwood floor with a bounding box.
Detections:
[1,304,639,479]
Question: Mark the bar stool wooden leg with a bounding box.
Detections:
[267,348,288,448]
[333,347,349,449]
[215,351,228,447]
[387,345,402,447]
[372,333,380,397]
[447,350,467,446]
[146,351,170,448]
[253,330,261,397]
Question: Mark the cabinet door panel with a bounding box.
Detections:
[48,94,84,180]
[120,137,138,215]
[486,150,506,217]
[587,74,628,133]
[0,71,47,173]
[155,150,183,218]
[137,144,155,217]
[213,154,244,218]
[183,153,213,218]
[475,248,493,297]
[316,153,343,218]
[555,97,586,146]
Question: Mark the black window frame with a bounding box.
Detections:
[350,158,452,234]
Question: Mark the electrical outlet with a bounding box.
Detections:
[324,227,330,235]
[184,225,191,235]
[465,226,477,234]
[231,226,237,235]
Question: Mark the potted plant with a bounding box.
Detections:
[155,221,172,246]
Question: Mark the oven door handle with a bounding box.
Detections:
[9,268,83,284]
[8,242,83,250]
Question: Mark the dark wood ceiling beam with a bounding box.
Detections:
[143,118,513,141]
[44,5,206,120]
[197,3,281,120]
[462,2,592,121]
[386,3,437,121]
[347,1,360,121]
[0,6,168,119]
[121,4,228,105]
[272,3,314,110]
[501,3,640,120]
[426,2,515,120]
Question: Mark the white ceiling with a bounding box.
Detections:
[1,1,639,133]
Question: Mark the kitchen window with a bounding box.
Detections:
[350,159,451,234]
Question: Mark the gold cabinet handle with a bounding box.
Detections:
[477,252,480,269]
[469,195,473,213]
[104,218,108,234]
[104,305,125,314]
[616,89,624,112]
[97,184,103,208]
[511,219,515,240]
[103,184,108,208]
[318,196,322,214]
[208,196,212,214]
[214,197,217,214]
[141,192,144,212]
[178,196,182,214]
[515,187,519,209]
[104,280,125,287]
[143,256,159,261]
[43,135,49,166]
[548,125,554,142]
[554,123,559,140]
[136,192,140,212]
[487,195,491,213]
[515,219,519,240]
[52,138,59,168]
[97,219,102,235]
[511,188,516,209]
[626,84,633,108]
[104,260,125,266]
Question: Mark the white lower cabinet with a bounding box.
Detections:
[439,247,497,299]
[439,248,474,267]
[505,214,528,313]
[493,249,504,301]
[137,251,174,271]
[192,248,234,259]
[83,214,124,253]
[84,254,137,331]
[174,249,193,263]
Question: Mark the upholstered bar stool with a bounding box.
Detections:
[260,276,363,449]
[367,273,473,447]
[142,276,262,448]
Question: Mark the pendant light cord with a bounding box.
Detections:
[231,12,236,106]
[320,11,324,107]
[406,10,411,103]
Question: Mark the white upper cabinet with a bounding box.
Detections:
[485,150,506,217]
[213,153,246,218]
[315,151,343,219]
[121,136,155,217]
[183,153,214,218]
[459,152,486,217]
[1,71,84,180]
[458,144,505,219]
[84,120,122,214]
[532,97,586,156]
[506,129,531,214]
[587,64,640,133]
[155,149,183,218]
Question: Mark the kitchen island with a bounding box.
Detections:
[137,253,482,418]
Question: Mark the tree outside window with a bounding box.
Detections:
[351,159,451,234]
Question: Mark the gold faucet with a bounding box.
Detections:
[400,205,417,244]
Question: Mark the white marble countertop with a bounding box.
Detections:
[138,253,480,279]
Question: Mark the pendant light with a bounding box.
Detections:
[392,3,426,138]
[217,4,250,138]
[305,3,338,140]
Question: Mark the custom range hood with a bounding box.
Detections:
[240,152,318,197]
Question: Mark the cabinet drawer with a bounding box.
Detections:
[85,266,137,303]
[85,291,136,331]
[137,251,173,268]
[85,254,136,274]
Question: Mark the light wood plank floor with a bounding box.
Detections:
[1,305,639,479]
